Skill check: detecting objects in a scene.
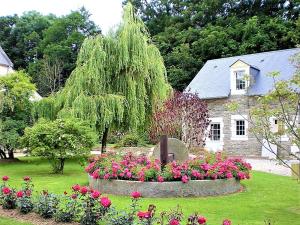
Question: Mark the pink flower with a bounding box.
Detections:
[157,176,164,182]
[2,176,9,181]
[181,175,189,183]
[17,191,24,198]
[238,172,246,180]
[137,211,150,219]
[2,187,11,195]
[100,197,111,207]
[80,186,89,195]
[92,169,100,179]
[131,191,142,198]
[222,219,232,225]
[72,184,81,192]
[198,216,207,224]
[91,190,101,199]
[226,172,233,179]
[23,176,31,182]
[103,174,110,180]
[169,218,180,225]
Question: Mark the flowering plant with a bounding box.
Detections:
[16,176,34,214]
[1,176,17,209]
[85,152,251,183]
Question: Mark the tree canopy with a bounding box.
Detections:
[0,8,101,96]
[34,3,171,151]
[0,71,36,159]
[127,0,300,90]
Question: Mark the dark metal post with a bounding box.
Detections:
[160,135,168,169]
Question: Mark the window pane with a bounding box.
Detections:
[210,123,221,141]
[236,120,245,136]
[235,70,246,90]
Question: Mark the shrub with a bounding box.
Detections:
[21,118,98,173]
[1,176,17,209]
[116,133,140,147]
[35,191,59,218]
[85,152,251,183]
[54,192,79,222]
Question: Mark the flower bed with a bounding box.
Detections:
[0,176,234,225]
[86,152,251,197]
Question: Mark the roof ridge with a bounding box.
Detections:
[0,45,13,67]
[207,48,300,62]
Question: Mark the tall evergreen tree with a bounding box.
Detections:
[34,3,171,152]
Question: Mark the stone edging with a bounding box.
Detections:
[88,176,242,197]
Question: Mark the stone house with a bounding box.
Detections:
[187,48,300,158]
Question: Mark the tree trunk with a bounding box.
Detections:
[8,148,14,159]
[0,148,7,159]
[59,158,65,174]
[101,127,109,153]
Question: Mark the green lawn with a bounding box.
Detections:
[0,157,299,225]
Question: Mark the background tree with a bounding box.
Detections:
[127,0,300,90]
[0,71,36,159]
[33,3,171,153]
[150,91,209,149]
[0,8,101,97]
[22,118,97,173]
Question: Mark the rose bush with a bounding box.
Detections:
[0,176,235,224]
[85,152,251,183]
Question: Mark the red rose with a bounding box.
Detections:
[169,218,180,225]
[91,190,101,199]
[71,194,77,199]
[2,187,11,195]
[25,190,31,197]
[23,176,31,182]
[17,191,24,198]
[198,216,207,224]
[137,211,150,219]
[2,176,9,181]
[226,172,233,179]
[72,184,81,192]
[100,197,111,207]
[80,186,89,195]
[64,191,68,195]
[222,219,231,225]
[131,191,141,198]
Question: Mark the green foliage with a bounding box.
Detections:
[34,3,171,151]
[128,0,300,90]
[21,118,97,173]
[0,71,36,159]
[0,8,100,96]
[116,133,140,147]
[35,192,59,218]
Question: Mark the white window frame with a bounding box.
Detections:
[207,117,224,143]
[230,65,250,95]
[231,115,248,140]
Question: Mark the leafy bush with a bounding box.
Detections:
[0,176,17,209]
[55,193,78,222]
[85,152,252,183]
[21,118,97,173]
[116,133,140,147]
[35,191,59,218]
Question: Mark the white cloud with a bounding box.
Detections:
[0,0,123,34]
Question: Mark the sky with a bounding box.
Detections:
[0,0,124,33]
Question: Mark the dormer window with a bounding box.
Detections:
[235,70,246,90]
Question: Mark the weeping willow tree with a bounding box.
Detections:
[33,3,171,152]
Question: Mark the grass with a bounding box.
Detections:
[0,157,299,225]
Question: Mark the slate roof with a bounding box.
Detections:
[0,45,13,67]
[186,48,300,99]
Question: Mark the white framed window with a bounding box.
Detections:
[235,70,246,90]
[231,115,248,140]
[210,123,221,141]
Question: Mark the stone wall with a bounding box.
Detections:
[205,95,292,157]
[89,176,242,197]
